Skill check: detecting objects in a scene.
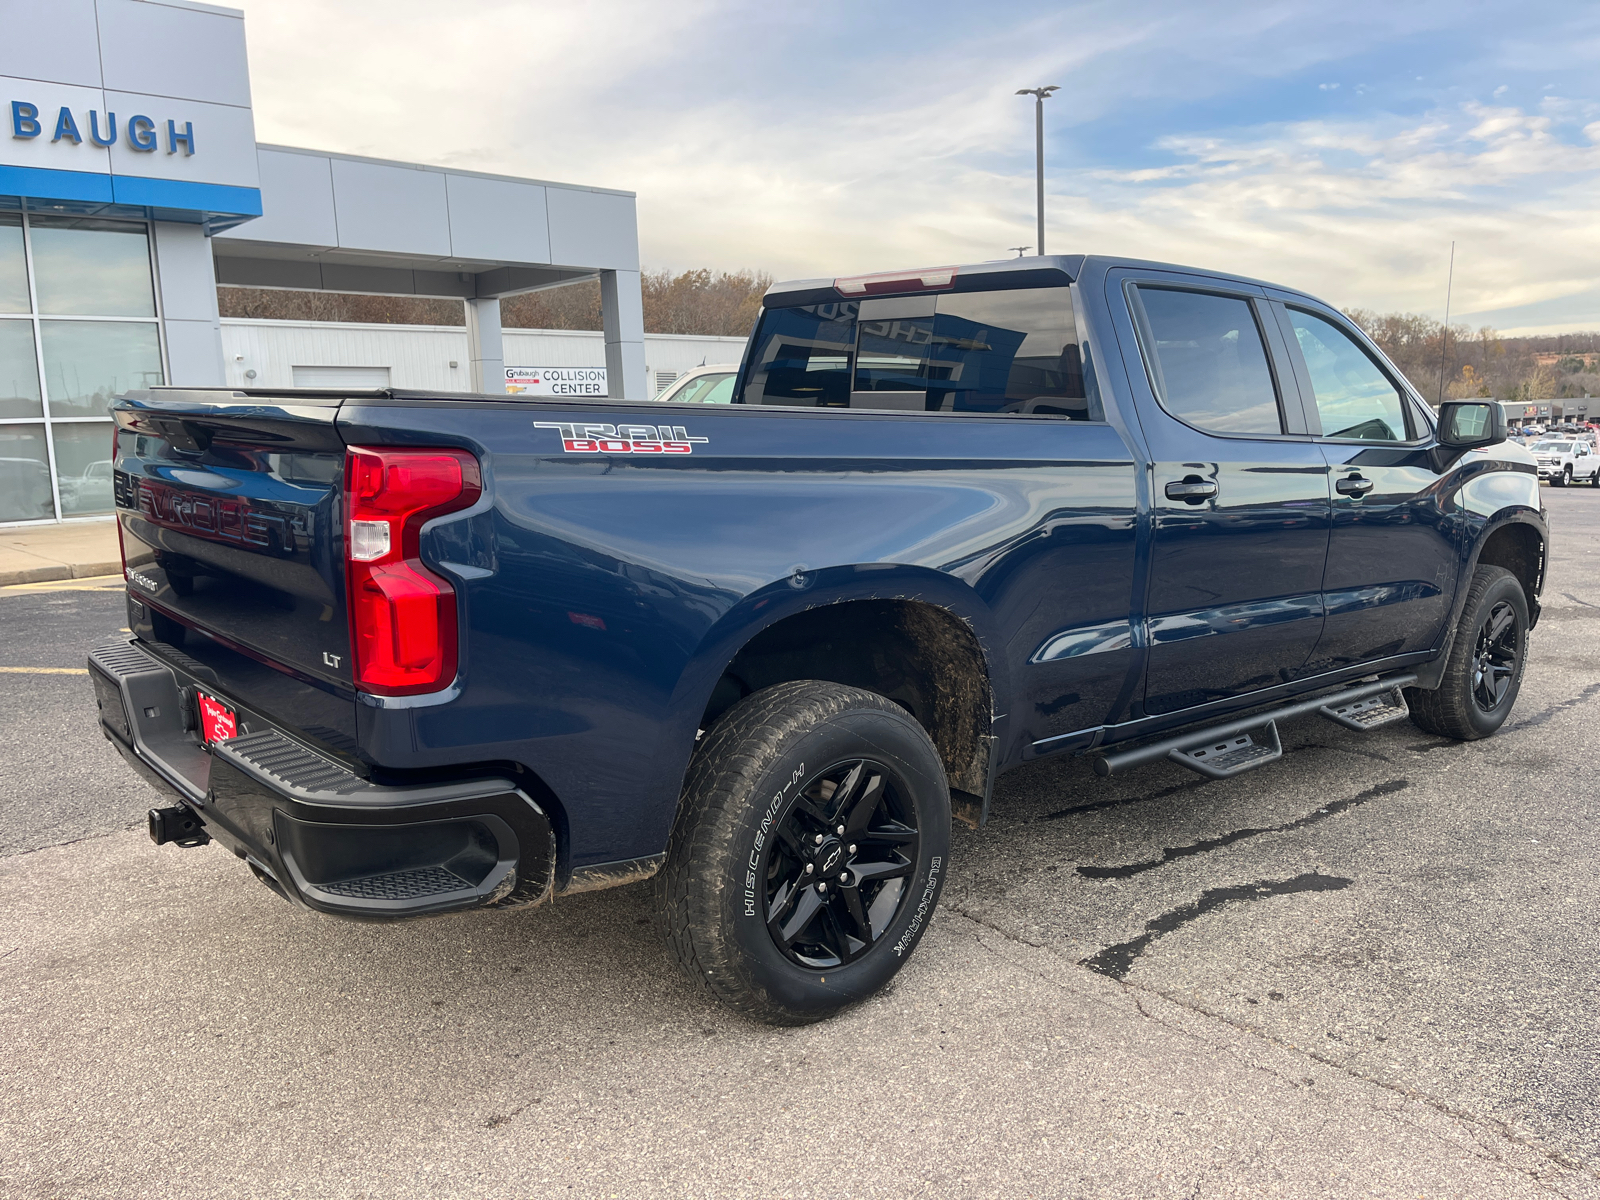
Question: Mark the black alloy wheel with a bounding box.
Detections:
[1472,600,1519,713]
[1408,564,1529,740]
[762,759,919,969]
[658,680,951,1024]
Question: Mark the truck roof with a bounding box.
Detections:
[763,253,1311,309]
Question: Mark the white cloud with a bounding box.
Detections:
[228,0,1600,331]
[1065,103,1600,323]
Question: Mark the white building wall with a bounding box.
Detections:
[221,319,746,394]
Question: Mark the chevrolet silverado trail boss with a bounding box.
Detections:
[90,255,1545,1024]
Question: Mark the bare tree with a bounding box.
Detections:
[218,287,465,325]
[222,268,772,339]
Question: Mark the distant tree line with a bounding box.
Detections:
[1344,309,1600,404]
[217,268,772,338]
[216,280,1600,404]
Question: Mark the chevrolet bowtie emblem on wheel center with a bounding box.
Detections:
[818,843,843,875]
[534,422,709,455]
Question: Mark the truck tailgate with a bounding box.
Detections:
[113,391,353,692]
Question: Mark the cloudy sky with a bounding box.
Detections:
[235,0,1600,335]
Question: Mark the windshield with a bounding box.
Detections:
[656,371,736,404]
[1533,441,1571,453]
[660,372,735,404]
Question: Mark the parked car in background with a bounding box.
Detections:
[654,364,739,404]
[57,459,114,513]
[1531,439,1600,486]
[0,456,54,521]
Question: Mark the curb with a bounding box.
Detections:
[0,560,122,588]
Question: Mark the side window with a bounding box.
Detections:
[738,302,857,406]
[1287,309,1409,441]
[1132,287,1284,435]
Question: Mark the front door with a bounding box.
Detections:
[1271,301,1458,669]
[1111,272,1332,717]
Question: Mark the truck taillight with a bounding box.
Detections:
[344,446,481,695]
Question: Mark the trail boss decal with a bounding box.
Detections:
[534,422,709,454]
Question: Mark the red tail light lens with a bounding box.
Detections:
[344,446,481,695]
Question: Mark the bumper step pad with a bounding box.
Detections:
[319,866,470,901]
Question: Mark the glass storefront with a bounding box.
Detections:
[0,210,164,524]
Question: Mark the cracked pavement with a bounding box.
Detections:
[2,487,1599,1199]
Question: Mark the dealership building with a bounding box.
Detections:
[1,0,741,527]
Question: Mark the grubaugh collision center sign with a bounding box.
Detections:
[505,367,607,396]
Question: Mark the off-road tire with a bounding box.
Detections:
[1555,467,1570,487]
[1407,565,1528,740]
[656,680,951,1025]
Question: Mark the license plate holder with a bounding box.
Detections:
[196,692,237,746]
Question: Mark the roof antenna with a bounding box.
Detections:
[1436,240,1455,405]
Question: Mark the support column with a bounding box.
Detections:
[152,222,225,386]
[600,269,646,400]
[465,297,505,394]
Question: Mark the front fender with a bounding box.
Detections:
[1412,460,1545,689]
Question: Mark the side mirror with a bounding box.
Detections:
[1437,400,1505,450]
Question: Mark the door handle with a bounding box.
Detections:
[1335,475,1374,496]
[1165,477,1217,503]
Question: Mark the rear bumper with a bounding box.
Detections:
[88,638,555,919]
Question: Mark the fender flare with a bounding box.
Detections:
[658,563,1011,808]
[1412,505,1546,690]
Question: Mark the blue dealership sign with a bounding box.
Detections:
[11,101,196,155]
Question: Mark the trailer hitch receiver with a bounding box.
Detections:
[148,805,210,848]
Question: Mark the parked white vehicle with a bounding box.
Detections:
[1531,439,1600,487]
[654,364,739,404]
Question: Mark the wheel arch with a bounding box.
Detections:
[1473,516,1546,620]
[668,568,1006,814]
[1414,506,1546,690]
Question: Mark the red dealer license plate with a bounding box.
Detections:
[197,692,237,745]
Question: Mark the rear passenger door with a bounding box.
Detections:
[1109,269,1332,716]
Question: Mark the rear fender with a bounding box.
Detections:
[661,563,1010,798]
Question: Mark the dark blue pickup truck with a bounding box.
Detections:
[91,255,1544,1023]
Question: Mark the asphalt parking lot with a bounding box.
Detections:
[3,488,1599,1200]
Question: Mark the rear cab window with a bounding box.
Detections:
[736,285,1102,419]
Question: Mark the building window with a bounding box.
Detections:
[0,211,164,524]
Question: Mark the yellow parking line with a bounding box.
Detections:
[0,666,89,675]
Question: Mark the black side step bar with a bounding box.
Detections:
[1092,674,1418,780]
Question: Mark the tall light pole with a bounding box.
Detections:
[1016,85,1059,256]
